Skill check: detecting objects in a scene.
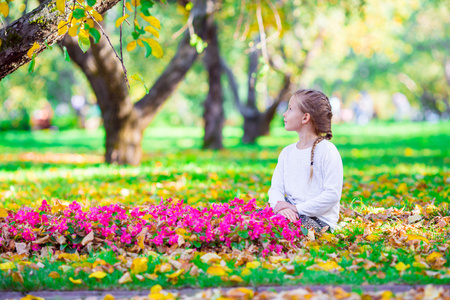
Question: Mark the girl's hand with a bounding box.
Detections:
[278,208,299,222]
[274,201,298,214]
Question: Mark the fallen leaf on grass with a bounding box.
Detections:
[48,271,60,279]
[395,262,410,272]
[0,262,15,271]
[245,261,260,269]
[166,269,184,278]
[89,271,107,279]
[118,272,132,284]
[69,277,82,284]
[207,265,227,276]
[131,257,148,274]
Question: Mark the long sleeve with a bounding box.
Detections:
[295,146,343,216]
[268,150,286,208]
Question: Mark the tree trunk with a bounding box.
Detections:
[202,19,224,149]
[61,0,209,165]
[104,111,143,165]
[242,46,263,144]
[0,0,120,80]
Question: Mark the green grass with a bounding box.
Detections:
[0,121,449,291]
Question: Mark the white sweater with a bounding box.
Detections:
[268,140,343,231]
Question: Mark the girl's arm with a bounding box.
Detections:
[268,150,286,208]
[295,147,343,216]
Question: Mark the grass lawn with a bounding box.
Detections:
[0,121,449,292]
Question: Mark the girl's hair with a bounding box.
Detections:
[292,89,333,181]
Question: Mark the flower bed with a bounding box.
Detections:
[0,198,304,256]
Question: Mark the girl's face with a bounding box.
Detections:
[283,96,307,131]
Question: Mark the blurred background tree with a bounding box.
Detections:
[1,0,448,163]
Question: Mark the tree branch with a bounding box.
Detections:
[0,0,121,80]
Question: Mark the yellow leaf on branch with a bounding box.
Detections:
[115,14,130,28]
[91,10,103,22]
[143,38,163,58]
[0,2,9,17]
[125,2,133,12]
[56,0,65,14]
[27,42,40,58]
[58,21,69,35]
[140,13,160,29]
[126,41,137,52]
[144,26,159,38]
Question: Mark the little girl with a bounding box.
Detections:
[268,89,343,232]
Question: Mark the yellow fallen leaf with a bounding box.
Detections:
[27,42,40,58]
[365,234,380,242]
[412,261,429,269]
[0,262,15,271]
[207,265,227,276]
[118,272,132,284]
[49,271,60,279]
[12,272,24,283]
[143,273,159,280]
[150,284,163,294]
[426,204,438,214]
[407,234,429,243]
[226,288,254,299]
[159,262,172,273]
[200,252,221,264]
[137,235,145,249]
[397,182,408,194]
[0,208,8,218]
[426,252,443,263]
[148,293,166,300]
[395,262,410,272]
[69,277,82,284]
[103,294,115,300]
[166,269,184,279]
[131,257,148,274]
[380,290,394,300]
[245,261,260,269]
[229,275,243,282]
[89,271,107,279]
[241,268,251,276]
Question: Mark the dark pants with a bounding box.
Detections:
[260,198,330,232]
